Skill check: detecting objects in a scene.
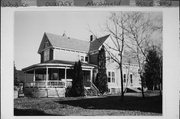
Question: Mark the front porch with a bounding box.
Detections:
[22,61,95,97]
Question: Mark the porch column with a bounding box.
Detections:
[64,67,67,88]
[33,69,36,82]
[46,67,49,88]
[33,70,36,87]
[90,69,93,83]
[25,73,27,87]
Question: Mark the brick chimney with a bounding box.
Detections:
[90,35,96,42]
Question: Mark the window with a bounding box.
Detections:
[111,88,116,94]
[80,56,84,62]
[51,73,58,80]
[67,69,73,79]
[59,69,65,80]
[130,74,133,83]
[123,74,126,83]
[44,42,49,48]
[106,54,114,63]
[112,72,115,83]
[44,49,49,61]
[107,71,115,83]
[85,56,88,62]
[107,72,110,82]
[106,55,111,63]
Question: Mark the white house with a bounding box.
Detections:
[22,32,141,97]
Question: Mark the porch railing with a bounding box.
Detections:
[25,81,66,88]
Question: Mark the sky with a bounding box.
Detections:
[14,11,162,70]
[14,11,111,70]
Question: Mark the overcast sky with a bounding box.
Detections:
[14,11,162,70]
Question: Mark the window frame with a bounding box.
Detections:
[123,74,126,83]
[130,74,133,83]
[80,56,84,62]
[85,56,88,62]
[107,71,115,83]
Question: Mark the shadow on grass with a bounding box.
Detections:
[14,108,56,116]
[56,95,162,114]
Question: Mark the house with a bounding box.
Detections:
[22,32,141,97]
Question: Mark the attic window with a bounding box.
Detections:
[44,42,49,48]
[44,49,50,61]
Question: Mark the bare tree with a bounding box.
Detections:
[102,12,131,101]
[121,12,162,98]
[103,12,162,99]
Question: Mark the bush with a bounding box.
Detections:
[142,46,162,90]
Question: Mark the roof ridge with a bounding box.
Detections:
[45,32,89,43]
[91,34,110,43]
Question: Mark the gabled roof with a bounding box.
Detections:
[45,32,90,53]
[38,32,110,54]
[89,35,110,52]
[38,33,52,53]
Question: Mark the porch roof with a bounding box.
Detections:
[22,60,97,72]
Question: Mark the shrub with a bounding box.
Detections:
[69,61,84,97]
[94,45,108,94]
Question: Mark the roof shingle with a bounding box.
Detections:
[45,32,90,52]
[89,35,110,52]
[43,32,109,53]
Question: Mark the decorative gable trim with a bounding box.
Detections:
[38,33,53,54]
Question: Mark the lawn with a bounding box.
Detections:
[14,92,162,116]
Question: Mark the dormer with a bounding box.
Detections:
[38,33,53,63]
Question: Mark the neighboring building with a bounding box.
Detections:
[22,32,141,97]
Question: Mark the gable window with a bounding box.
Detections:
[44,49,50,61]
[44,41,49,48]
[106,55,111,63]
[81,56,84,62]
[106,54,114,63]
[107,71,115,83]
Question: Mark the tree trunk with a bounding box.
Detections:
[120,63,124,101]
[140,75,145,98]
[160,83,162,96]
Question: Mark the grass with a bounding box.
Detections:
[14,92,162,116]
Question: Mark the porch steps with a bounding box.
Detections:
[84,83,101,96]
[126,87,141,93]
